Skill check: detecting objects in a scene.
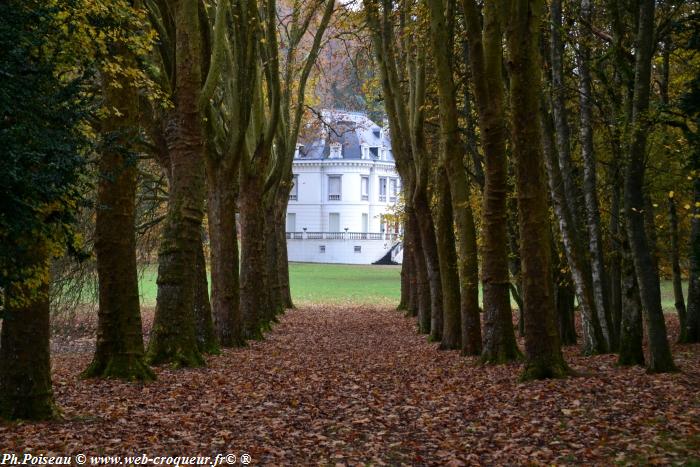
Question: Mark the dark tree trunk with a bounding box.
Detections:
[623,0,676,373]
[275,192,294,310]
[147,0,206,368]
[507,0,570,380]
[401,208,418,316]
[414,190,442,337]
[195,231,218,354]
[683,177,700,343]
[239,170,267,341]
[0,252,57,420]
[434,170,461,349]
[84,63,153,381]
[618,235,645,366]
[609,176,623,349]
[554,238,577,346]
[668,165,687,341]
[206,163,244,347]
[463,0,519,363]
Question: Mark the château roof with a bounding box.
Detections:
[296,110,394,162]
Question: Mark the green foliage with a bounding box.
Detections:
[0,0,93,308]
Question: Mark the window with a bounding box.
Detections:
[369,147,379,158]
[379,177,387,202]
[354,246,362,253]
[361,176,369,200]
[328,175,341,200]
[286,213,296,233]
[389,178,397,202]
[319,245,326,253]
[329,212,340,232]
[362,213,369,233]
[289,175,298,200]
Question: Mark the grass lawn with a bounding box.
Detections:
[136,262,684,309]
[136,262,403,307]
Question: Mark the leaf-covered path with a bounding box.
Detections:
[3,305,700,465]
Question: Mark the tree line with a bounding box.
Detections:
[1,0,699,421]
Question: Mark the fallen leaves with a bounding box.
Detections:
[1,305,699,465]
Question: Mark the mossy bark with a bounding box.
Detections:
[0,247,58,420]
[84,47,154,382]
[434,171,461,350]
[463,0,520,363]
[146,0,206,368]
[206,162,244,347]
[618,235,645,366]
[195,232,219,354]
[506,0,571,381]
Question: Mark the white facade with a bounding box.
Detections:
[286,110,403,264]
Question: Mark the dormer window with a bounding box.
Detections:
[361,144,370,160]
[329,142,342,159]
[369,147,379,159]
[294,144,304,159]
[373,128,381,138]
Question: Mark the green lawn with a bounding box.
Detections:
[136,262,402,307]
[136,262,683,309]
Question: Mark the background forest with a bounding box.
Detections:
[1,0,699,462]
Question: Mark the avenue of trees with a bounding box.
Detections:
[1,0,699,420]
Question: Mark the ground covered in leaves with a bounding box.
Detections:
[3,306,700,465]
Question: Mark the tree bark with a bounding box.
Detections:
[547,0,607,354]
[624,0,676,373]
[239,170,268,341]
[0,244,58,420]
[609,173,623,348]
[463,0,519,363]
[506,0,570,380]
[414,190,442,337]
[147,0,206,368]
[578,0,613,350]
[206,161,244,347]
[84,57,153,381]
[434,169,462,349]
[618,234,645,366]
[425,0,481,355]
[195,230,218,354]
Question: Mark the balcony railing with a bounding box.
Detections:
[328,194,341,201]
[289,194,298,200]
[361,194,368,201]
[379,195,386,202]
[286,231,400,241]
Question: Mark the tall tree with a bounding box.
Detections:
[0,0,90,418]
[463,0,521,363]
[425,0,481,354]
[506,0,570,380]
[623,0,676,373]
[147,0,208,367]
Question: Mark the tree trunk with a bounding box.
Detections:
[578,0,613,350]
[507,0,570,380]
[683,176,700,343]
[463,0,518,362]
[275,191,294,310]
[618,234,645,366]
[609,175,623,348]
[414,189,442,337]
[0,245,58,420]
[206,162,244,347]
[195,230,218,354]
[425,0,481,355]
[147,0,206,368]
[407,208,430,326]
[85,63,153,381]
[239,170,267,340]
[541,94,605,354]
[668,170,687,341]
[434,170,461,349]
[401,208,418,316]
[554,238,577,346]
[547,0,607,354]
[623,0,676,373]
